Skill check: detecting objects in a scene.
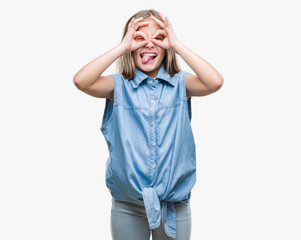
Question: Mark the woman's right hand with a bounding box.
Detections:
[121,17,150,53]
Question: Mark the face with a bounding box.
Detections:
[133,18,166,78]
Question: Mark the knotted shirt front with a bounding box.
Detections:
[100,64,196,238]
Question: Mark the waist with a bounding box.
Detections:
[113,198,188,208]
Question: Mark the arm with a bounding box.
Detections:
[73,44,125,100]
[73,17,150,101]
[174,42,224,97]
[151,13,224,97]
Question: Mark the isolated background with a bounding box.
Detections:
[1,0,300,239]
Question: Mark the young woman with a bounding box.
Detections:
[73,9,223,240]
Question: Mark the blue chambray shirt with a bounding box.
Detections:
[100,64,196,238]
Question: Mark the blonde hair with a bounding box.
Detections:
[117,9,181,80]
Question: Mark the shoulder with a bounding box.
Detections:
[173,71,190,88]
[110,73,124,81]
[169,71,189,84]
[110,73,136,94]
[110,73,131,87]
[173,70,189,78]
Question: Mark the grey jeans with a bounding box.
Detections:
[110,198,191,240]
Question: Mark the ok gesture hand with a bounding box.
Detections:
[121,17,150,52]
[150,13,180,52]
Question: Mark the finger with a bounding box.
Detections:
[134,21,149,31]
[133,31,148,40]
[133,17,143,25]
[165,16,171,27]
[159,12,167,24]
[151,29,167,39]
[128,17,136,29]
[150,38,166,49]
[136,40,150,48]
[151,16,165,28]
[151,16,165,29]
[159,13,172,29]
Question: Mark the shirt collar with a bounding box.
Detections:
[131,65,176,88]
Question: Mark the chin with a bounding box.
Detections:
[140,64,159,71]
[138,64,160,76]
[135,60,162,75]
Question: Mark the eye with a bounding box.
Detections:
[135,37,144,41]
[156,35,165,41]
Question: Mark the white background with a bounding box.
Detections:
[1,0,300,239]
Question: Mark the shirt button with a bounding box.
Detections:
[152,142,156,147]
[149,80,153,83]
[152,164,156,169]
[151,99,155,105]
[152,121,155,126]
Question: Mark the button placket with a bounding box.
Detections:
[148,79,158,183]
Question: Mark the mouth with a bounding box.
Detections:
[140,53,157,63]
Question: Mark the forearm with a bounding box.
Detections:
[73,43,126,89]
[174,41,223,89]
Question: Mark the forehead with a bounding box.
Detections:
[138,18,162,33]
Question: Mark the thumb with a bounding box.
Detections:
[136,40,150,49]
[150,39,165,48]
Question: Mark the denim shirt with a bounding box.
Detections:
[100,64,196,238]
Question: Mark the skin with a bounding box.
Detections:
[132,18,166,78]
[73,12,224,104]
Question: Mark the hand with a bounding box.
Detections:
[150,13,180,52]
[121,17,150,53]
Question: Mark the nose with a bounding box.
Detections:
[145,41,155,48]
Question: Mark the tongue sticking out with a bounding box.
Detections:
[142,55,155,63]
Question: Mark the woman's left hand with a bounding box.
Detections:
[150,13,180,52]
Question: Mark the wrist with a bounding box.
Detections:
[172,40,185,54]
[117,42,129,55]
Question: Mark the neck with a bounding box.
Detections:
[143,66,161,79]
